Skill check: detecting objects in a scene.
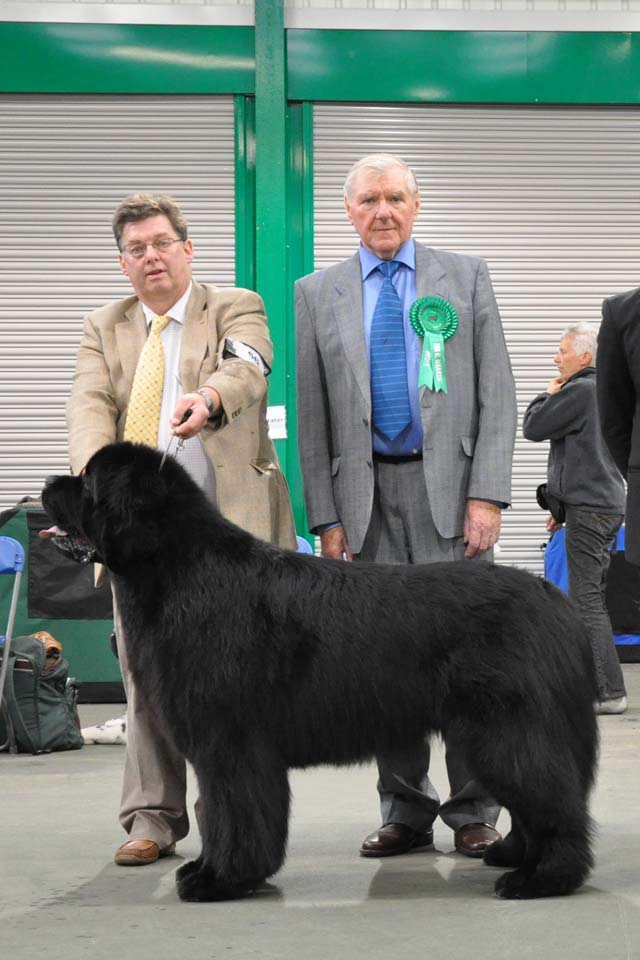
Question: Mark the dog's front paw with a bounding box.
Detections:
[175,856,203,882]
[176,865,263,902]
[177,864,223,902]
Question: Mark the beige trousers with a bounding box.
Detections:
[113,593,191,848]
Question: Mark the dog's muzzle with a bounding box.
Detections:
[50,535,98,565]
[40,521,99,565]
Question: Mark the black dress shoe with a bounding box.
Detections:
[454,822,501,858]
[360,822,434,858]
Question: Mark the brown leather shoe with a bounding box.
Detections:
[360,823,434,858]
[454,823,501,858]
[114,839,176,866]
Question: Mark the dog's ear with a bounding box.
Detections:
[98,522,162,573]
[84,460,168,573]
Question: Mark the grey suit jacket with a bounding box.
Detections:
[295,243,516,553]
[67,280,296,549]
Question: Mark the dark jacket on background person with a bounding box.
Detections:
[598,287,640,563]
[523,367,625,512]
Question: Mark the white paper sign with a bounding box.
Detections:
[267,405,287,440]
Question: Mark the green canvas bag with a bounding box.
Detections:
[0,634,84,753]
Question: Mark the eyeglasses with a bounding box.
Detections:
[122,238,183,259]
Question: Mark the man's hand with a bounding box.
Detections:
[463,499,502,558]
[546,376,564,395]
[546,514,563,534]
[320,524,353,561]
[171,389,220,438]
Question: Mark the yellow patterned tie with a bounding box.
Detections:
[124,314,172,446]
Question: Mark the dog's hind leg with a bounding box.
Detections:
[493,804,594,900]
[458,719,595,899]
[177,739,291,902]
[494,725,595,898]
[483,815,526,869]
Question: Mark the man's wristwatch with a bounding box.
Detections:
[196,388,216,417]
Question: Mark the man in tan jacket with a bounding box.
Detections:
[67,193,296,866]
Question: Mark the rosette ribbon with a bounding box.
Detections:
[409,297,459,393]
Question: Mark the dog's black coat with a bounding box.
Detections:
[42,442,598,902]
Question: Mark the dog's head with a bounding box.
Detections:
[41,442,186,574]
[40,472,100,565]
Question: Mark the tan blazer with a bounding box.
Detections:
[66,280,296,549]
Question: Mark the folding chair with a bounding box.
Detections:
[0,536,26,753]
[296,535,314,555]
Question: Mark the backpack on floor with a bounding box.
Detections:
[0,634,84,753]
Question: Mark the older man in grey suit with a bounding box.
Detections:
[295,155,517,859]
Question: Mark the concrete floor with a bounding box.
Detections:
[2,667,640,960]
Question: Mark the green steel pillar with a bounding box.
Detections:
[234,95,256,292]
[284,100,314,540]
[254,0,310,536]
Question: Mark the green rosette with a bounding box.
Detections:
[409,296,459,393]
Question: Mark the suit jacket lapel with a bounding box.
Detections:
[116,300,147,389]
[115,282,208,395]
[415,243,447,299]
[331,246,448,408]
[332,253,371,406]
[179,280,209,392]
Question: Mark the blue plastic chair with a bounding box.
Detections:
[544,524,640,648]
[296,535,314,555]
[0,537,26,752]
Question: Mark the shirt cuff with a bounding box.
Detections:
[470,498,510,510]
[313,521,342,534]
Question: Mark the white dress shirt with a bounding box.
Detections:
[141,282,215,496]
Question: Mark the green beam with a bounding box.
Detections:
[254,1,294,512]
[287,30,640,104]
[0,23,254,93]
[3,23,640,103]
[527,32,640,102]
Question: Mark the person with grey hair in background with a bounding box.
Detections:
[523,322,627,714]
[295,153,517,859]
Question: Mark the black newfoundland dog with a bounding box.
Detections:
[42,442,598,902]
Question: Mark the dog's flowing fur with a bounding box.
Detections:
[42,442,599,902]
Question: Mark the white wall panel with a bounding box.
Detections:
[8,0,640,29]
[313,103,640,571]
[2,2,254,26]
[0,94,235,509]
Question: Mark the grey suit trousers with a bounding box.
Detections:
[359,459,500,832]
[113,592,191,848]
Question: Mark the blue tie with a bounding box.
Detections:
[369,260,411,440]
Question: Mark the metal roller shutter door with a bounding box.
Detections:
[0,93,235,510]
[313,103,640,572]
